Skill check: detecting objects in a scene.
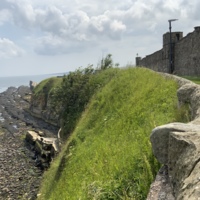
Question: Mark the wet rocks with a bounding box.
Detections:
[0,132,42,200]
[0,86,59,200]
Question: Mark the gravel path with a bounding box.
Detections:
[0,86,59,200]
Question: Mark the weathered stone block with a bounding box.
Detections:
[26,131,40,145]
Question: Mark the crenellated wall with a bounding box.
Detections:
[137,26,200,76]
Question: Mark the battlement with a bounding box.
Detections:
[136,26,200,76]
[194,26,200,32]
[163,32,183,46]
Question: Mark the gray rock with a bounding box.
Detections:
[169,131,200,198]
[150,123,200,199]
[29,80,37,91]
[147,165,175,200]
[177,83,200,120]
[149,74,200,199]
[150,123,200,164]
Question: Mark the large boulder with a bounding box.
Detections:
[148,74,200,199]
[150,123,200,199]
[150,123,200,164]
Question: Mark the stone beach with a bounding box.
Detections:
[0,86,59,200]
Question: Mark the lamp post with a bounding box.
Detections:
[168,19,178,73]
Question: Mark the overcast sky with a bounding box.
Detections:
[0,0,199,76]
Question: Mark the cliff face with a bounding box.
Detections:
[148,74,200,199]
[29,78,62,127]
[29,92,60,127]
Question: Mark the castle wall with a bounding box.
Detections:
[138,49,169,73]
[137,27,200,76]
[174,27,200,75]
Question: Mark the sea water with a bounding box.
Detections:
[0,73,64,93]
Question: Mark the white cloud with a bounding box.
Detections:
[0,0,200,75]
[0,38,24,58]
[110,20,126,32]
[34,34,89,55]
[0,9,11,25]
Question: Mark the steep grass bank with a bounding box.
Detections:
[38,68,180,200]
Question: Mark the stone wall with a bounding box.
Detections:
[138,49,168,73]
[175,27,200,75]
[137,26,200,76]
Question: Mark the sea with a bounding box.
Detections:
[0,73,65,93]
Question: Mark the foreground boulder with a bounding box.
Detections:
[148,74,200,200]
[150,123,200,199]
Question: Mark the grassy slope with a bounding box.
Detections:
[33,77,63,96]
[38,68,179,200]
[181,76,200,84]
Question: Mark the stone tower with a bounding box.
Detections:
[162,32,183,72]
[135,56,141,66]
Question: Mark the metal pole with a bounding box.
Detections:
[169,20,172,73]
[168,19,178,74]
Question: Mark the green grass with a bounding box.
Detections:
[181,76,200,84]
[53,67,120,138]
[37,68,181,200]
[33,77,63,96]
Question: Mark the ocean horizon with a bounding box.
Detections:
[0,73,65,93]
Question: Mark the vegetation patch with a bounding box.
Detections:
[181,76,200,84]
[38,68,184,200]
[33,77,63,97]
[51,67,120,138]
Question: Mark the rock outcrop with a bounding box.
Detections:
[29,80,38,91]
[25,130,60,169]
[148,74,200,199]
[29,85,60,127]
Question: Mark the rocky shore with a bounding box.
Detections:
[0,86,59,200]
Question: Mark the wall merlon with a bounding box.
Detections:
[194,26,200,32]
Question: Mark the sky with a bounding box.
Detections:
[0,0,200,77]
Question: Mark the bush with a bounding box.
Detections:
[52,67,119,139]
